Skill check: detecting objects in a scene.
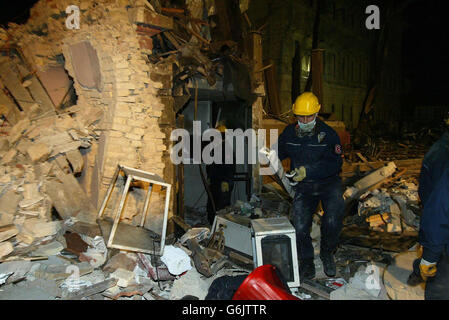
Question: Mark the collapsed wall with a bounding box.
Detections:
[0,0,176,232]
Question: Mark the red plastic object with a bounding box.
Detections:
[232,265,300,300]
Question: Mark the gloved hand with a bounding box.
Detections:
[292,166,306,182]
[267,149,277,163]
[221,182,229,193]
[420,258,437,279]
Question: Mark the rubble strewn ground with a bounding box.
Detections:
[0,138,426,300]
[0,102,427,300]
[0,0,435,301]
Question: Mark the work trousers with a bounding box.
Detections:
[291,176,345,261]
[425,253,449,300]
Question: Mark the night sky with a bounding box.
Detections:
[0,0,39,27]
[402,0,449,104]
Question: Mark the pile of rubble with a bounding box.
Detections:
[0,219,252,300]
[0,110,251,299]
[342,160,421,235]
[0,104,103,259]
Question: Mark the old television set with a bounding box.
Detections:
[251,217,300,288]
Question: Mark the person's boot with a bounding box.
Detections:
[320,252,336,277]
[407,258,425,286]
[299,258,316,280]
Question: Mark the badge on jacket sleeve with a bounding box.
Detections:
[318,132,326,143]
[335,144,342,155]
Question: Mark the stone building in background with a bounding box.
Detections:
[248,0,403,132]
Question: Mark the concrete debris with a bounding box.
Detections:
[179,228,210,245]
[0,260,32,284]
[110,268,136,288]
[354,162,397,191]
[33,261,93,281]
[60,277,93,293]
[31,241,64,257]
[79,236,108,268]
[383,251,424,300]
[0,242,13,258]
[344,168,421,233]
[103,252,137,273]
[0,227,19,242]
[0,272,12,285]
[330,264,389,300]
[169,267,219,300]
[137,252,176,281]
[0,279,60,300]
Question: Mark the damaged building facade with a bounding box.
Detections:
[0,0,177,231]
[0,0,447,302]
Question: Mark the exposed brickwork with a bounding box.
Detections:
[2,0,176,225]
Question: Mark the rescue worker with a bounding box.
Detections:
[410,123,449,299]
[206,124,236,225]
[276,92,345,280]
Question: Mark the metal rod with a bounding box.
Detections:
[160,186,171,255]
[98,165,121,219]
[107,174,132,248]
[140,183,153,227]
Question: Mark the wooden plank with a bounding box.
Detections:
[25,76,56,115]
[45,166,97,223]
[65,149,85,174]
[65,221,102,238]
[63,278,118,300]
[68,41,102,90]
[263,59,282,115]
[13,60,56,115]
[171,215,190,232]
[311,49,324,105]
[356,152,371,166]
[129,6,173,30]
[186,238,213,277]
[98,218,161,255]
[300,279,332,300]
[250,32,265,96]
[0,59,35,114]
[229,251,253,266]
[164,31,182,50]
[0,87,23,125]
[342,158,423,175]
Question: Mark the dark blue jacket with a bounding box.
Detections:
[275,119,343,182]
[418,131,449,262]
[419,132,449,205]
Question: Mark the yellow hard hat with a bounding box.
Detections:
[216,125,227,133]
[292,92,321,116]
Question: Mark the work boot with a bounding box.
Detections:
[407,258,425,286]
[320,252,336,277]
[299,258,316,280]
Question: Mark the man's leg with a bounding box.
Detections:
[319,177,345,277]
[425,253,449,300]
[292,190,319,280]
